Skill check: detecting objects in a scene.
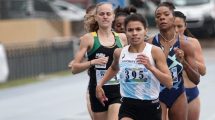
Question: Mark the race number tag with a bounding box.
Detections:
[95,64,106,69]
[95,53,107,69]
[121,68,148,82]
[96,70,118,85]
[171,67,178,83]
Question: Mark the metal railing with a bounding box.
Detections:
[5,39,74,80]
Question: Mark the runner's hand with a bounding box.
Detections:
[96,85,108,106]
[68,60,74,68]
[174,48,185,63]
[91,57,108,66]
[136,54,152,69]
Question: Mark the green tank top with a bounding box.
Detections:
[87,31,123,86]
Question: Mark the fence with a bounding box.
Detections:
[5,39,74,80]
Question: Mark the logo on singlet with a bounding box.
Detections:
[122,53,125,59]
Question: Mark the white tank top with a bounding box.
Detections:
[118,43,160,100]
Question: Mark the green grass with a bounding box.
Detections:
[0,70,72,90]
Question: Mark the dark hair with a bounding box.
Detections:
[174,11,195,38]
[156,2,175,15]
[114,5,137,19]
[174,11,186,21]
[86,4,96,14]
[113,6,137,32]
[124,13,148,29]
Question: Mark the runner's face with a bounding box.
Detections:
[95,4,114,28]
[114,16,126,33]
[126,21,146,45]
[174,17,186,36]
[155,6,175,31]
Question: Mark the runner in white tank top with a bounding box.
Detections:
[119,43,160,100]
[96,13,173,120]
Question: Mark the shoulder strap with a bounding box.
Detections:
[184,35,189,42]
[143,43,155,66]
[87,32,101,56]
[113,32,123,48]
[119,45,129,62]
[143,43,152,53]
[152,34,160,46]
[176,35,181,48]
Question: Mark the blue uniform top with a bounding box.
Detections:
[152,34,184,108]
[152,34,183,90]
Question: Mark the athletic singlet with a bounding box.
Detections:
[152,34,183,90]
[87,31,123,87]
[118,43,160,100]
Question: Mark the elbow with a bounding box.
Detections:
[68,61,77,74]
[192,79,200,85]
[71,69,79,74]
[200,68,206,76]
[69,63,82,74]
[71,70,77,74]
[195,80,200,85]
[192,74,200,85]
[71,67,79,74]
[195,73,200,85]
[188,69,201,85]
[198,63,206,76]
[71,69,76,74]
[200,71,206,76]
[193,78,200,85]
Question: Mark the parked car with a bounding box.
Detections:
[49,0,85,21]
[0,0,58,19]
[173,0,215,37]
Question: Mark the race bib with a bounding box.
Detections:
[121,68,149,82]
[95,64,106,69]
[95,53,107,69]
[96,70,118,85]
[171,67,178,83]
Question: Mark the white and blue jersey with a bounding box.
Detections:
[118,43,160,100]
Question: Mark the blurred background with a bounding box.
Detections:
[0,0,214,81]
[0,0,214,120]
[0,0,157,82]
